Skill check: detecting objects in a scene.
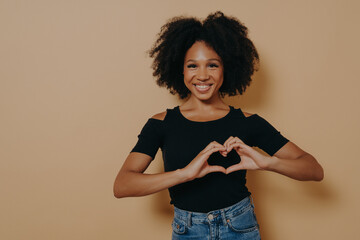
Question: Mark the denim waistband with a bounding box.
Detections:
[173,196,254,226]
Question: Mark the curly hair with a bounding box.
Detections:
[148,11,259,99]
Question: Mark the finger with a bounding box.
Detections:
[203,141,226,152]
[220,149,228,157]
[202,146,227,158]
[227,142,248,153]
[223,136,234,149]
[226,164,245,174]
[217,149,227,157]
[208,165,226,174]
[233,137,245,144]
[203,142,226,153]
[235,148,248,157]
[225,142,240,153]
[225,137,244,152]
[220,151,228,157]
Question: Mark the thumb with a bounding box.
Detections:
[208,165,226,174]
[226,164,245,174]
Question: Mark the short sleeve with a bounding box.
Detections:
[246,115,289,156]
[130,119,164,159]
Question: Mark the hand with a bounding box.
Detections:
[222,136,269,174]
[183,141,227,181]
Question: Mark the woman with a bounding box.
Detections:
[113,11,324,239]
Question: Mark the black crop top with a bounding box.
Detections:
[130,105,289,213]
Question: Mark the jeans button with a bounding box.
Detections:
[208,214,214,220]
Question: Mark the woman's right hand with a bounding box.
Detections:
[114,141,227,198]
[182,141,227,181]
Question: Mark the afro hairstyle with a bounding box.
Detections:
[148,11,259,99]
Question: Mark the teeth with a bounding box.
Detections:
[195,84,211,89]
[196,85,209,89]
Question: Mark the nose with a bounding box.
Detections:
[197,66,209,80]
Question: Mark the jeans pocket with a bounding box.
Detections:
[227,206,259,233]
[171,217,187,235]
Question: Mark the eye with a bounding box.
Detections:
[186,64,197,68]
[208,63,219,68]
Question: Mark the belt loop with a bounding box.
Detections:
[220,209,227,226]
[187,211,192,227]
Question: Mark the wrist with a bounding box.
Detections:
[176,168,192,183]
[265,156,279,171]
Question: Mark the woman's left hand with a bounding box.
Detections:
[222,136,269,174]
[221,136,324,181]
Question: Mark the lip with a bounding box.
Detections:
[193,83,213,86]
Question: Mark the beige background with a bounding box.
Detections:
[1,0,359,239]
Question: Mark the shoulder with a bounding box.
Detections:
[231,106,254,118]
[242,111,254,118]
[150,111,167,121]
[150,106,177,121]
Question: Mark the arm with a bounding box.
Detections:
[266,141,324,181]
[113,111,189,198]
[113,142,227,198]
[113,152,187,198]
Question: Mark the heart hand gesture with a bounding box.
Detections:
[222,136,268,174]
[182,137,269,181]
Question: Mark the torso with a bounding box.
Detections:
[134,104,287,212]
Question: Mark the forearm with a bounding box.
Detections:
[265,153,324,181]
[114,169,189,198]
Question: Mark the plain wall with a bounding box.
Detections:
[1,0,359,239]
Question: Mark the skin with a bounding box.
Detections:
[113,41,324,198]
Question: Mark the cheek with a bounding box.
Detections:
[214,70,224,81]
[183,70,194,82]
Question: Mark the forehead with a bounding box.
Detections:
[184,41,221,61]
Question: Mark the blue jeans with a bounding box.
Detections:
[171,196,261,240]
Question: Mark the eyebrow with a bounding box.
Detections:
[185,58,222,63]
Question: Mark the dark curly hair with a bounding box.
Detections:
[148,11,259,99]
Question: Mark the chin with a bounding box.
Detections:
[192,92,217,101]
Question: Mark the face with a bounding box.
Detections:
[183,41,224,101]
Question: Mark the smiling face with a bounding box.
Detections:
[183,41,224,102]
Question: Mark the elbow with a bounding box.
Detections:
[307,154,324,182]
[113,174,141,198]
[114,192,125,199]
[113,184,124,198]
[113,187,124,199]
[114,184,130,199]
[299,154,324,182]
[113,176,130,199]
[113,171,145,198]
[314,165,324,181]
[311,160,324,181]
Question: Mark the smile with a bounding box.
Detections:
[193,84,213,92]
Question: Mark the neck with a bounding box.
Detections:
[183,93,227,110]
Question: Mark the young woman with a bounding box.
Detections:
[113,11,324,240]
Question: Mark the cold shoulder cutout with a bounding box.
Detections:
[243,112,253,118]
[151,111,167,121]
